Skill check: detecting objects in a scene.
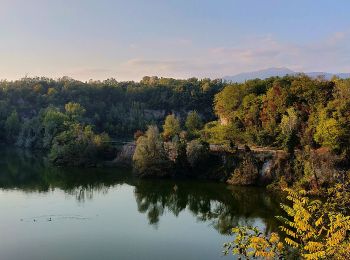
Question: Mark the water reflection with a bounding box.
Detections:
[133,180,280,234]
[0,148,281,235]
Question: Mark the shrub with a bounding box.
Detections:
[162,114,181,140]
[227,155,259,185]
[186,139,210,169]
[49,123,111,167]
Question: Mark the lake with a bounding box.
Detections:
[0,148,281,260]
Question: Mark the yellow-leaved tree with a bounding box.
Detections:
[225,183,350,259]
[277,188,350,259]
[223,226,284,259]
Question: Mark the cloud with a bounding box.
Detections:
[206,32,350,75]
[70,32,350,81]
[328,31,346,44]
[209,37,298,70]
[116,59,192,80]
[5,32,347,81]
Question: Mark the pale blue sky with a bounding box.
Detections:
[1,0,349,81]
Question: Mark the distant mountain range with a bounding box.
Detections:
[223,67,350,82]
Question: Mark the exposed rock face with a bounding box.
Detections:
[143,109,166,120]
[116,141,288,186]
[260,160,272,177]
[223,146,288,186]
[113,143,136,165]
[259,159,273,184]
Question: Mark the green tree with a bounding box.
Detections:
[5,110,20,142]
[214,84,245,125]
[186,139,209,168]
[133,125,172,177]
[65,102,86,121]
[314,117,344,152]
[163,114,181,140]
[280,107,298,136]
[16,116,42,148]
[185,111,203,137]
[42,107,68,149]
[279,107,299,154]
[49,123,110,166]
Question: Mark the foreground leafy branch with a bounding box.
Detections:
[224,186,350,259]
[223,226,284,259]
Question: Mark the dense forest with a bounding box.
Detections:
[207,75,350,189]
[131,75,350,191]
[0,76,223,165]
[1,74,350,176]
[0,76,222,139]
[212,75,349,154]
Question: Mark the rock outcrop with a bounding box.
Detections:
[113,143,136,165]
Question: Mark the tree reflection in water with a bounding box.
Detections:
[0,148,130,202]
[133,180,281,234]
[0,148,281,235]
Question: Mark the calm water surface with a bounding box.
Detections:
[0,149,281,260]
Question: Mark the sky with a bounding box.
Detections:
[0,0,350,81]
